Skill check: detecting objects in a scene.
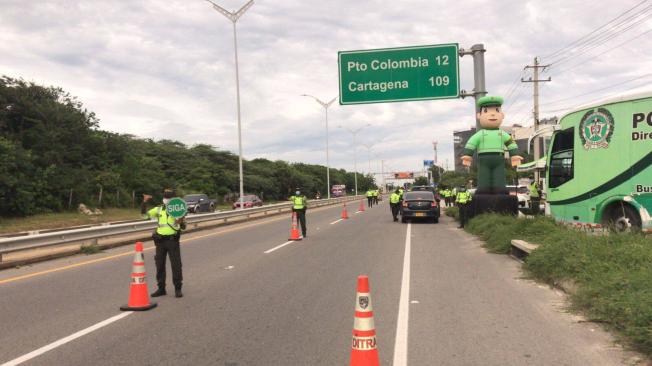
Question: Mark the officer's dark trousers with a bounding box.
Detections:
[154,235,183,290]
[531,197,540,215]
[367,197,373,207]
[294,209,307,236]
[373,197,378,205]
[459,203,468,228]
[390,203,399,221]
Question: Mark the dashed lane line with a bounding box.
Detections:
[330,219,343,225]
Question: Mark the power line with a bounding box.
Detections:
[546,7,652,68]
[552,27,652,76]
[542,0,650,61]
[539,76,652,114]
[540,72,652,107]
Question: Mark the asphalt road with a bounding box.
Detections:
[0,200,637,365]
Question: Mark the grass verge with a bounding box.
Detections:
[464,213,652,356]
[0,208,142,234]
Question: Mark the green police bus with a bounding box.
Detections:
[544,91,652,232]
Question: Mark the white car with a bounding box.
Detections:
[506,185,530,209]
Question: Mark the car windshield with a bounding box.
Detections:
[403,192,434,200]
[183,195,203,201]
[239,196,254,202]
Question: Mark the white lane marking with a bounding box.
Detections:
[355,211,362,214]
[263,240,297,254]
[1,312,133,366]
[393,223,411,366]
[330,219,343,225]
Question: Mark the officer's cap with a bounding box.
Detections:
[163,189,175,199]
[477,95,504,108]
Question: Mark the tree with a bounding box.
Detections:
[414,176,429,186]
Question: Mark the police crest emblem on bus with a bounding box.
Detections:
[579,107,615,150]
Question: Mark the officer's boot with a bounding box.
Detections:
[151,287,166,297]
[175,286,183,298]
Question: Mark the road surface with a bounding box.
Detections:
[0,201,636,365]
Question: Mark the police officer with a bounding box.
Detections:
[289,188,308,238]
[389,188,401,222]
[142,189,186,298]
[456,186,472,228]
[366,189,374,208]
[529,178,541,215]
[372,189,379,205]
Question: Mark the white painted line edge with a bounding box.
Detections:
[264,240,296,254]
[329,219,343,225]
[393,223,411,366]
[2,312,133,366]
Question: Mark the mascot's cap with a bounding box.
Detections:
[477,95,504,108]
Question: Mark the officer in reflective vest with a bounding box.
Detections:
[529,178,541,215]
[289,188,308,238]
[366,189,374,208]
[389,188,401,222]
[456,187,472,228]
[142,189,186,298]
[372,189,379,205]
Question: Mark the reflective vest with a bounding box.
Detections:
[390,193,401,204]
[372,190,379,197]
[456,191,471,204]
[366,190,373,197]
[145,205,180,236]
[290,195,307,209]
[529,183,540,198]
[398,189,404,199]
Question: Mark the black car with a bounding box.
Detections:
[400,191,440,223]
[183,194,216,213]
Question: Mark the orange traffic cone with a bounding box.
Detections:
[120,242,157,311]
[350,275,379,366]
[342,202,349,219]
[289,212,302,241]
[359,200,365,212]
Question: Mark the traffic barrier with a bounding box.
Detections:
[359,200,365,212]
[289,212,302,241]
[342,202,349,219]
[350,275,379,366]
[120,242,157,311]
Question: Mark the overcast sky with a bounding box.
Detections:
[1,0,650,180]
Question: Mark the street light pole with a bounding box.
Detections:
[206,0,253,209]
[339,124,371,195]
[301,94,337,200]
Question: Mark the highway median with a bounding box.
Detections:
[461,213,652,357]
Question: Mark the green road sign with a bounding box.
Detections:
[338,44,460,105]
[166,197,187,218]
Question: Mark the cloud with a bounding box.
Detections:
[1,0,650,180]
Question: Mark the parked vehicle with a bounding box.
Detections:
[183,194,216,213]
[331,184,346,197]
[543,91,652,232]
[506,185,530,209]
[409,185,441,201]
[400,191,440,223]
[232,195,263,209]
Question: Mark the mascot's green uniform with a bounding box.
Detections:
[461,96,523,194]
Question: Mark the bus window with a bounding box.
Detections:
[549,128,574,188]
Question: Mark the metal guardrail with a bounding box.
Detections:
[0,196,364,261]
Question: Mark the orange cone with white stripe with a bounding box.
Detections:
[342,202,349,219]
[120,242,157,311]
[359,200,365,212]
[350,275,379,366]
[289,212,302,241]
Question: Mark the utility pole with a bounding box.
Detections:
[522,57,551,182]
